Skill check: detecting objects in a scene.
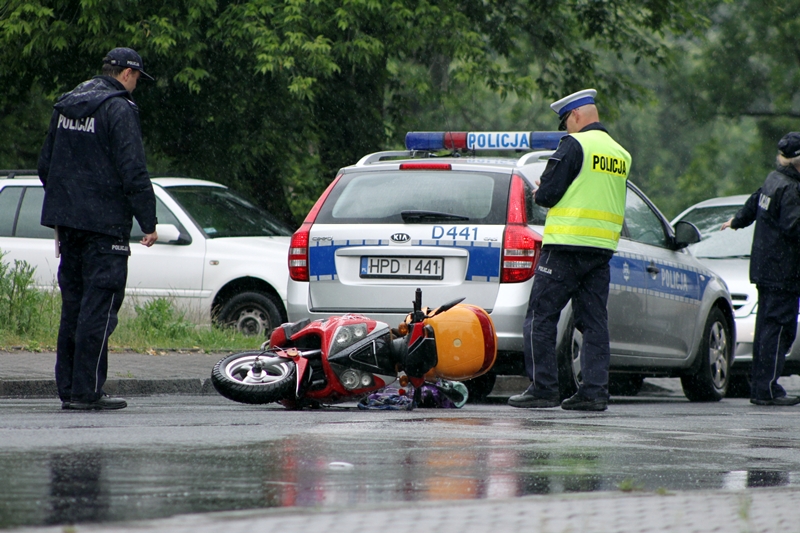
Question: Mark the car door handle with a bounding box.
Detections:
[646,262,660,274]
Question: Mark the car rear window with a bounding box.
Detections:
[316,170,510,224]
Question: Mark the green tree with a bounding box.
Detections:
[653,0,800,211]
[1,0,710,222]
[608,49,765,218]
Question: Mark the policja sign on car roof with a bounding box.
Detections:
[404,131,566,151]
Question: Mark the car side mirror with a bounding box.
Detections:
[155,223,183,244]
[672,220,701,249]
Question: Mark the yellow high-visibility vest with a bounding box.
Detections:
[542,130,631,251]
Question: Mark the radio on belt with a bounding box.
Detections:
[404,131,566,151]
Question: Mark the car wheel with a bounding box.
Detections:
[464,372,497,403]
[727,374,751,398]
[557,324,581,400]
[216,292,282,337]
[680,307,731,402]
[608,374,645,397]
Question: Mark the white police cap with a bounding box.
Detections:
[550,89,597,118]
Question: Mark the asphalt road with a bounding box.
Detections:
[3,390,800,532]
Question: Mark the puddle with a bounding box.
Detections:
[0,432,796,528]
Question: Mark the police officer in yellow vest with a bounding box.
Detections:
[509,89,631,411]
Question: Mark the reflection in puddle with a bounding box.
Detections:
[0,428,796,529]
[722,470,791,490]
[47,452,108,525]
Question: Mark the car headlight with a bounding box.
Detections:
[329,323,369,356]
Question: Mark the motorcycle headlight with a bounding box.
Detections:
[330,324,369,356]
[360,373,373,387]
[340,369,360,389]
[335,367,374,390]
[335,328,352,346]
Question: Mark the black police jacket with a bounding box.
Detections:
[731,164,800,293]
[38,75,157,240]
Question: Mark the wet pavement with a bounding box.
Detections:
[4,351,800,532]
[3,392,800,531]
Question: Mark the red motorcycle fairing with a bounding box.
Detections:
[274,315,399,403]
[268,318,312,349]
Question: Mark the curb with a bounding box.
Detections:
[0,378,218,398]
[0,380,59,398]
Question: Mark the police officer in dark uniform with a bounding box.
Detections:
[722,133,800,406]
[38,47,158,410]
[508,89,631,411]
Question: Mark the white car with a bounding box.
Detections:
[0,171,292,336]
[672,194,800,395]
[287,131,736,401]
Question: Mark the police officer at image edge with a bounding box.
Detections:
[38,47,158,411]
[722,133,800,406]
[508,88,631,411]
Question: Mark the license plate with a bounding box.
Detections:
[360,256,444,279]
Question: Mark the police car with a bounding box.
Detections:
[0,171,292,336]
[286,131,737,401]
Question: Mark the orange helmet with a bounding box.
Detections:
[422,304,497,381]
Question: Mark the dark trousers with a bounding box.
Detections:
[750,286,800,400]
[55,227,128,403]
[523,247,612,400]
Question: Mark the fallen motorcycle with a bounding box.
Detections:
[211,289,497,408]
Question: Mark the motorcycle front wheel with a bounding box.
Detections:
[211,351,297,404]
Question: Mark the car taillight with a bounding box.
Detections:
[289,224,311,281]
[501,174,541,283]
[289,173,342,282]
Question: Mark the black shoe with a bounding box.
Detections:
[508,386,560,408]
[66,394,127,411]
[61,401,70,410]
[561,393,608,411]
[750,396,800,406]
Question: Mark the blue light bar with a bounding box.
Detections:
[528,132,568,150]
[404,132,448,151]
[405,131,566,151]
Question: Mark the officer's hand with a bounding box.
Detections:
[141,231,158,247]
[721,218,734,231]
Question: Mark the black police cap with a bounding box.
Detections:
[778,132,800,158]
[102,47,154,81]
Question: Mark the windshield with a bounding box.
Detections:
[165,185,293,238]
[689,223,754,259]
[678,205,743,236]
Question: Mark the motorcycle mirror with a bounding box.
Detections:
[430,297,466,316]
[411,288,426,323]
